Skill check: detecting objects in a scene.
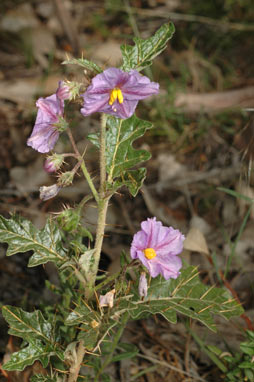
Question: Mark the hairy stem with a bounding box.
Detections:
[99,114,107,194]
[67,340,86,382]
[80,161,99,203]
[95,312,129,381]
[86,114,109,297]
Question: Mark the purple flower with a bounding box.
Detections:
[81,67,159,119]
[131,217,185,280]
[27,92,64,153]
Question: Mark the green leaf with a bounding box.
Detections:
[121,22,175,72]
[79,250,95,280]
[2,305,53,343]
[112,168,147,197]
[65,303,100,327]
[30,375,57,382]
[88,115,152,195]
[2,340,51,371]
[218,187,253,203]
[62,57,102,73]
[77,327,100,351]
[106,115,152,179]
[134,266,243,331]
[113,266,243,332]
[0,215,66,267]
[111,343,139,362]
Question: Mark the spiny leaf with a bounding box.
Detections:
[121,22,175,72]
[65,303,100,327]
[0,215,66,267]
[139,267,243,331]
[112,266,243,332]
[62,57,102,73]
[2,340,51,371]
[2,306,53,343]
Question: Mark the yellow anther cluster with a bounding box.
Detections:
[109,88,124,105]
[143,248,157,260]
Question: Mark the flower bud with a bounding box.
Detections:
[138,272,148,298]
[57,207,80,232]
[39,184,60,201]
[58,171,74,187]
[56,80,82,101]
[44,154,64,173]
[56,81,71,100]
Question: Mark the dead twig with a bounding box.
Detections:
[175,86,254,113]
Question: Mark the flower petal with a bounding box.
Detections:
[157,255,182,280]
[27,90,64,153]
[130,230,147,259]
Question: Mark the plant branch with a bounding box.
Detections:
[67,340,86,382]
[99,114,107,194]
[86,114,110,297]
[67,127,99,203]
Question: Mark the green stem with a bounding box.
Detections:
[99,114,107,194]
[95,312,129,381]
[86,114,110,297]
[67,127,99,203]
[80,161,99,203]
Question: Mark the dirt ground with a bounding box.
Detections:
[0,1,254,381]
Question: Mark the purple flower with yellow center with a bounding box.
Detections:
[131,217,185,280]
[27,91,64,153]
[81,67,159,119]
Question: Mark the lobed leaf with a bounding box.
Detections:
[2,305,53,343]
[112,266,243,331]
[121,22,175,72]
[0,215,67,267]
[2,340,51,371]
[88,115,152,195]
[62,57,102,73]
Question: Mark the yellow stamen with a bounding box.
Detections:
[109,88,124,105]
[144,248,157,260]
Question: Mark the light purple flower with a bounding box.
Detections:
[81,67,159,119]
[27,92,64,153]
[131,217,185,280]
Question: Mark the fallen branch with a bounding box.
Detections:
[175,86,254,113]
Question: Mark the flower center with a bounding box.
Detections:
[143,248,157,260]
[109,88,124,105]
